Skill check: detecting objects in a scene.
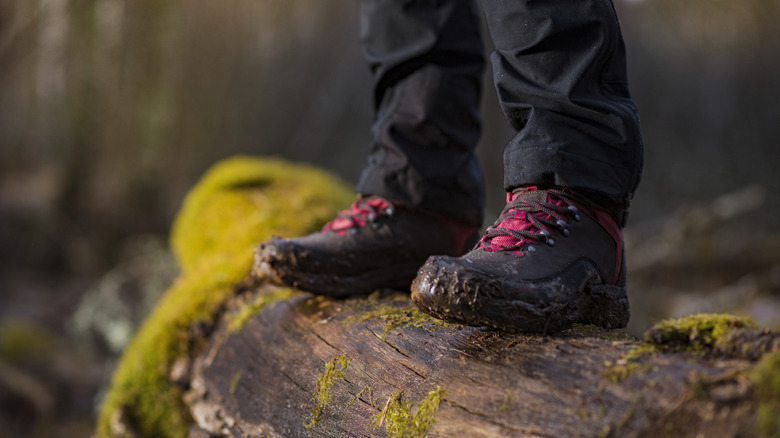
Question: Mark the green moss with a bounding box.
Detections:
[343,301,456,341]
[410,386,446,436]
[603,340,663,383]
[603,361,641,384]
[372,386,447,438]
[228,287,298,333]
[749,349,780,438]
[97,156,353,438]
[603,314,759,384]
[500,390,515,412]
[229,372,241,396]
[644,313,759,352]
[96,259,250,438]
[305,353,350,430]
[623,343,661,361]
[347,384,376,408]
[170,155,353,275]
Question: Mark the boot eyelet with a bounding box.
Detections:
[546,238,555,247]
[561,228,570,237]
[568,205,582,222]
[527,245,537,253]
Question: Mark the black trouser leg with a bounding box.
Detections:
[478,0,643,214]
[355,0,486,226]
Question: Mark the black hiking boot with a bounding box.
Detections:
[411,186,629,333]
[254,195,479,297]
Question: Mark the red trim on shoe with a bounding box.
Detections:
[593,208,623,285]
[322,196,398,236]
[321,196,477,255]
[481,186,571,257]
[437,216,479,255]
[479,187,625,284]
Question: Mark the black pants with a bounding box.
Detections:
[355,0,643,227]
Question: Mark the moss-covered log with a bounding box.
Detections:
[96,156,354,438]
[99,155,780,438]
[185,286,780,438]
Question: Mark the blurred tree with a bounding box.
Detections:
[0,0,373,275]
[617,0,780,222]
[1,0,778,274]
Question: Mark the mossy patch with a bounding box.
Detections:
[372,386,447,438]
[170,155,353,275]
[749,349,780,438]
[305,353,350,430]
[602,342,660,383]
[96,156,353,438]
[229,372,241,396]
[343,300,457,341]
[644,313,759,352]
[604,314,758,383]
[500,390,515,412]
[228,287,298,333]
[602,360,638,383]
[347,384,377,408]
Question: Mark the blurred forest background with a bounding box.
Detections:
[1,0,779,436]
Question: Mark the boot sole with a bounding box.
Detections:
[254,242,423,297]
[411,256,630,333]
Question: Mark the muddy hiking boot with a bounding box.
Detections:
[411,186,629,333]
[254,195,479,297]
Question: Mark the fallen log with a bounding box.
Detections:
[96,156,780,438]
[184,283,780,438]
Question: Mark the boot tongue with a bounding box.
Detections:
[477,188,551,255]
[508,188,549,212]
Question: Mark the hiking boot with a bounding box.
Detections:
[411,186,629,333]
[254,195,479,297]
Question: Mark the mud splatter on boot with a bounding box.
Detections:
[411,187,629,333]
[255,196,478,297]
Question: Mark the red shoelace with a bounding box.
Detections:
[322,196,397,236]
[477,187,583,256]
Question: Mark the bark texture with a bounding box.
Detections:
[184,283,776,438]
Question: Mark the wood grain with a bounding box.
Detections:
[185,285,763,438]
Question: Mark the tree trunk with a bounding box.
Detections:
[184,282,775,438]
